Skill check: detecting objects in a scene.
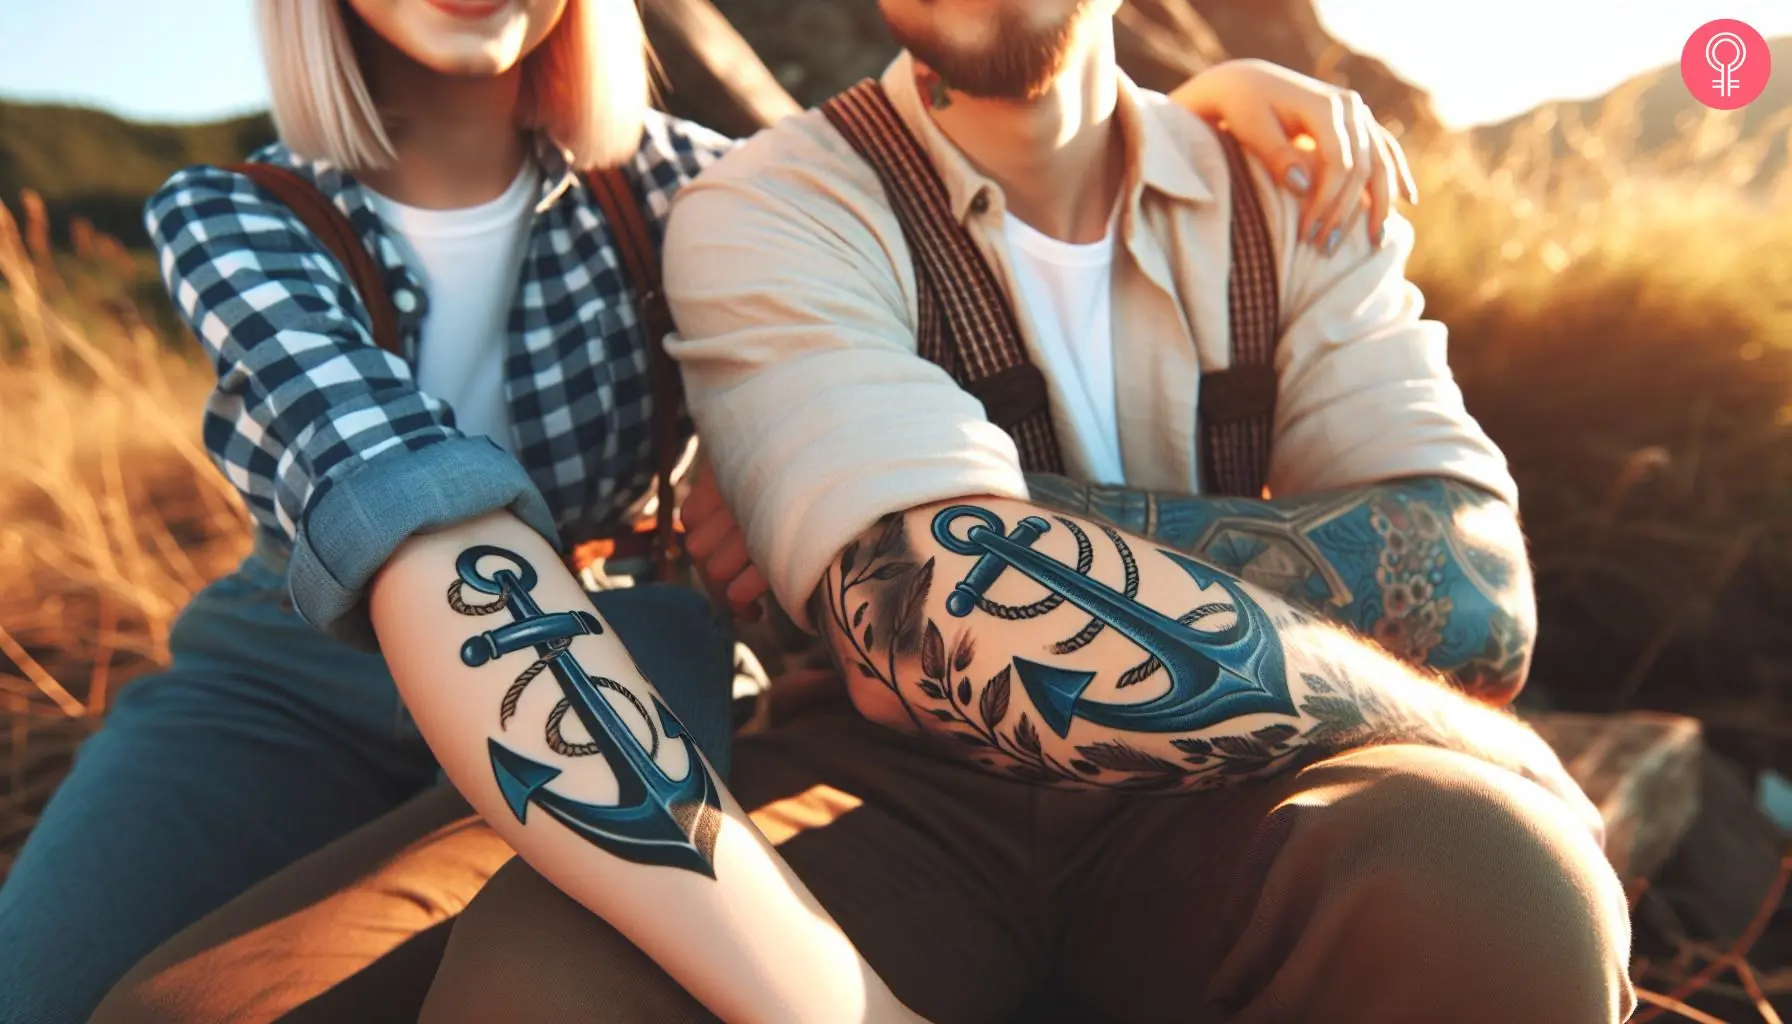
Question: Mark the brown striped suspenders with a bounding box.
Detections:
[819,79,1283,498]
[822,83,1066,474]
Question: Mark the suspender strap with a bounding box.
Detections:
[587,166,685,583]
[821,80,1066,474]
[226,163,402,357]
[1199,133,1282,498]
[820,80,1285,496]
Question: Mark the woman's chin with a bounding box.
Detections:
[405,42,523,78]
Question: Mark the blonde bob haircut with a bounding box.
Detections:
[257,0,648,172]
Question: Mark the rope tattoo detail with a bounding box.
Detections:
[448,545,722,876]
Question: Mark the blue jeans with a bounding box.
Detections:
[0,552,734,1024]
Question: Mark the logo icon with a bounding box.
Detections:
[1682,19,1772,110]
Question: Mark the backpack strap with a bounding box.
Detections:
[225,163,402,357]
[1199,134,1282,499]
[586,166,684,583]
[821,80,1066,474]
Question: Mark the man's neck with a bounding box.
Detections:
[918,24,1124,244]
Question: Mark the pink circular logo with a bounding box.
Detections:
[1682,19,1772,110]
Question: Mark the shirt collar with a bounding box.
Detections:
[877,51,1216,226]
[284,130,580,216]
[260,131,577,344]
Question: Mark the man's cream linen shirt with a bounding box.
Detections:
[664,55,1517,626]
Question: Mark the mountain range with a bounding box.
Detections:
[1468,35,1792,189]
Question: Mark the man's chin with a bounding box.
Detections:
[903,46,1057,102]
[889,10,1086,103]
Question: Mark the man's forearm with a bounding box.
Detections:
[811,497,1588,827]
[370,512,918,1024]
[1025,473,1537,703]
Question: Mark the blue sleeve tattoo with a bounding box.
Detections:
[449,546,722,877]
[1024,474,1536,703]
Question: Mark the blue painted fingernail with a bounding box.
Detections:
[1306,221,1322,242]
[1325,227,1342,254]
[1373,221,1386,247]
[1285,165,1311,193]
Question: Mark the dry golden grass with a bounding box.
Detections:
[1402,94,1792,771]
[0,196,247,874]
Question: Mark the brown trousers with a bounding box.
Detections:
[95,709,1636,1024]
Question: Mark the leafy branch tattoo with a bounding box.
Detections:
[818,507,1312,790]
[449,545,722,877]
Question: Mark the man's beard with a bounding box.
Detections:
[886,2,1095,101]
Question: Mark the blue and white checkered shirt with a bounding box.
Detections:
[145,112,730,646]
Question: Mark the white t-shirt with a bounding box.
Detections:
[1002,211,1124,484]
[369,165,539,455]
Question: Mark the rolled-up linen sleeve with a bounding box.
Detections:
[1253,157,1518,507]
[663,145,1027,627]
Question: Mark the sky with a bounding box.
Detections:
[1,1,1789,129]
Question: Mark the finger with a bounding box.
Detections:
[683,510,735,560]
[1213,90,1317,201]
[726,565,770,612]
[704,530,754,589]
[1365,135,1394,247]
[1312,94,1377,254]
[1299,92,1356,244]
[680,460,722,521]
[1385,127,1419,205]
[1335,194,1369,254]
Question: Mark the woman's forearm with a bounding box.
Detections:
[370,511,919,1024]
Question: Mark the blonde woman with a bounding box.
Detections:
[0,1,1418,1021]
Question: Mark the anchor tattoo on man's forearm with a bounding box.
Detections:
[825,506,1479,790]
[448,545,722,877]
[932,506,1295,737]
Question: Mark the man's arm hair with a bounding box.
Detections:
[1024,474,1536,704]
[807,496,1588,827]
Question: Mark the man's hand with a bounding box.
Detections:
[683,456,770,621]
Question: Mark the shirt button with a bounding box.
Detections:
[969,192,990,215]
[392,289,419,313]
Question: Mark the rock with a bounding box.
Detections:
[684,0,1437,135]
[1525,710,1704,881]
[1185,0,1440,137]
[644,0,802,138]
[682,0,896,110]
[1112,1,1228,93]
[1650,750,1788,941]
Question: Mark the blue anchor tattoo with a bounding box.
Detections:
[454,546,722,877]
[932,507,1295,738]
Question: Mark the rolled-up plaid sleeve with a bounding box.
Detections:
[145,166,558,648]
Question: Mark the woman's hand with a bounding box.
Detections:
[682,456,769,621]
[1170,58,1419,253]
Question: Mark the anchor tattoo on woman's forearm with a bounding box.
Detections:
[815,501,1550,793]
[448,545,722,876]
